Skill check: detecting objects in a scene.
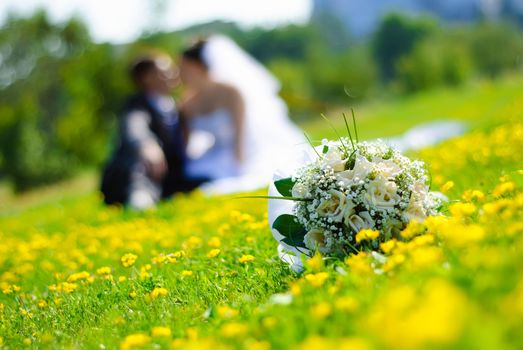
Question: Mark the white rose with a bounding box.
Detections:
[345,211,376,233]
[316,190,348,222]
[365,177,400,210]
[373,158,401,179]
[303,228,330,254]
[336,155,373,186]
[322,146,346,172]
[405,199,426,222]
[405,182,429,221]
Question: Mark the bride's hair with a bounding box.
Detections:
[182,40,208,68]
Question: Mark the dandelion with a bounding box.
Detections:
[306,252,324,272]
[207,249,221,258]
[310,302,332,319]
[181,270,193,277]
[37,300,48,309]
[151,326,172,338]
[441,181,454,193]
[304,272,329,288]
[60,282,78,294]
[120,333,151,350]
[345,252,373,274]
[449,202,476,218]
[462,189,485,202]
[121,253,138,268]
[335,296,359,312]
[492,181,515,197]
[290,282,301,296]
[355,229,380,243]
[217,305,239,319]
[207,237,221,248]
[96,267,112,275]
[149,287,168,300]
[400,221,425,239]
[220,322,248,338]
[238,254,254,263]
[380,239,397,254]
[185,327,198,340]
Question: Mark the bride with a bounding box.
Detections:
[179,35,306,194]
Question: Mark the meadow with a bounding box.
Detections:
[1,77,523,349]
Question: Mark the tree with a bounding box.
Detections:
[373,13,435,81]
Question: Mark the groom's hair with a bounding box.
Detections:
[129,57,157,85]
[182,40,208,68]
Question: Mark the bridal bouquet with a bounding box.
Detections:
[270,124,442,257]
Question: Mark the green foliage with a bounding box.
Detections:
[395,32,474,93]
[468,22,523,77]
[272,214,307,248]
[373,13,436,80]
[0,12,129,191]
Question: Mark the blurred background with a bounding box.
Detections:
[1,0,523,201]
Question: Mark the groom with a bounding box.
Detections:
[101,54,201,209]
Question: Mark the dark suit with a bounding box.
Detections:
[101,93,202,205]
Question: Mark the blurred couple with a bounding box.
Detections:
[101,35,305,209]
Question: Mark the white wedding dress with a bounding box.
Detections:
[185,35,307,194]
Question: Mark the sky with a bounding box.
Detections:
[0,0,313,43]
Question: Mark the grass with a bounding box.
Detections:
[0,77,523,349]
[303,75,523,140]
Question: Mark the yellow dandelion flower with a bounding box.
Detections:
[96,267,112,275]
[493,181,515,197]
[217,305,239,319]
[462,189,485,202]
[120,333,151,350]
[310,302,332,319]
[290,282,301,296]
[441,181,454,193]
[61,282,78,294]
[149,287,168,300]
[335,296,359,312]
[37,300,48,309]
[355,229,380,243]
[151,326,172,338]
[185,327,198,340]
[400,221,425,239]
[238,254,254,263]
[220,322,248,338]
[304,272,329,288]
[207,237,221,248]
[207,249,221,258]
[67,271,91,283]
[306,252,324,272]
[181,270,193,277]
[380,239,397,254]
[118,276,127,282]
[449,202,477,218]
[345,252,373,274]
[121,253,138,268]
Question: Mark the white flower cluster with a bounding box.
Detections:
[291,139,441,256]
